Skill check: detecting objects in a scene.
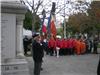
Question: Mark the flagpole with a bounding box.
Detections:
[41,9,46,34]
[32,0,34,33]
[47,2,56,39]
[64,0,66,38]
[47,14,51,39]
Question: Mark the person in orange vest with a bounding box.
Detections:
[80,39,86,54]
[74,38,81,55]
[72,38,77,54]
[48,36,56,56]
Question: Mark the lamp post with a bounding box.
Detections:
[64,0,66,38]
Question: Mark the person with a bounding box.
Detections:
[23,36,29,55]
[68,37,75,55]
[42,39,49,55]
[84,37,90,54]
[97,58,100,75]
[32,33,44,75]
[93,36,99,54]
[48,36,56,56]
[56,36,61,57]
[74,38,81,55]
[80,40,86,54]
[63,39,68,55]
[88,39,93,53]
[59,38,65,55]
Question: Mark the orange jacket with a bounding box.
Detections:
[80,41,86,54]
[75,40,81,55]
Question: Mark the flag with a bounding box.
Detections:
[42,24,47,33]
[41,9,46,33]
[50,15,56,38]
[47,2,56,38]
[47,15,51,35]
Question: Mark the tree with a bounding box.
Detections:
[21,0,44,32]
[87,1,100,35]
[23,9,41,31]
[68,13,90,33]
[67,1,100,37]
[24,10,32,30]
[57,28,63,37]
[62,1,90,37]
[33,15,41,32]
[21,0,90,35]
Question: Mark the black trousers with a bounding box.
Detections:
[24,45,28,55]
[34,62,42,75]
[67,48,72,55]
[59,48,63,55]
[45,46,49,55]
[63,48,67,55]
[93,45,98,54]
[49,47,54,56]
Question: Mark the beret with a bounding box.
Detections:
[32,32,40,38]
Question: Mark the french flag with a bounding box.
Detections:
[50,15,57,38]
[42,24,47,33]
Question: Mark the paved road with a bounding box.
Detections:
[26,53,99,75]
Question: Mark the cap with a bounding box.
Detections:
[56,35,61,39]
[32,32,40,38]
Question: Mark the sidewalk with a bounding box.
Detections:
[26,53,99,75]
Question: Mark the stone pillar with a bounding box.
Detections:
[16,15,24,58]
[1,1,30,75]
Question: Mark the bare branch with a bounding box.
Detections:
[42,0,52,9]
[20,0,25,4]
[25,0,32,8]
[35,0,43,13]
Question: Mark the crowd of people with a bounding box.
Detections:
[42,35,99,57]
[23,34,99,56]
[23,33,99,75]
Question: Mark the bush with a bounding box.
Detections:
[98,43,100,48]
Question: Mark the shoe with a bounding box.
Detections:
[40,68,43,71]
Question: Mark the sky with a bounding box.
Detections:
[25,0,92,23]
[1,0,92,26]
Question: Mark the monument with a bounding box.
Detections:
[1,1,30,75]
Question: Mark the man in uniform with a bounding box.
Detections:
[32,33,44,75]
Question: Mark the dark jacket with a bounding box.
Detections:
[93,37,99,46]
[32,40,44,62]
